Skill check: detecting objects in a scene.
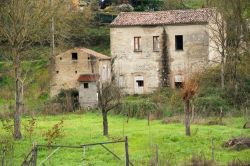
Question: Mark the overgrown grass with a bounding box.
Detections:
[1,113,249,165]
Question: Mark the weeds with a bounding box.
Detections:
[43,119,64,146]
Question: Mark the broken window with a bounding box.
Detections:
[134,37,141,51]
[56,71,59,74]
[84,83,89,89]
[153,36,160,51]
[175,82,183,89]
[60,57,62,60]
[175,35,183,50]
[136,80,144,87]
[75,71,77,74]
[72,52,78,60]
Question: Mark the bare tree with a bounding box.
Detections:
[207,9,227,89]
[207,0,249,91]
[98,82,121,136]
[181,75,199,136]
[0,0,55,139]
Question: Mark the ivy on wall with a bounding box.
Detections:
[161,27,170,87]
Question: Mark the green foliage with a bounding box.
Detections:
[115,88,184,118]
[54,89,80,112]
[119,96,158,118]
[95,12,117,24]
[66,22,110,55]
[0,113,14,165]
[117,4,134,12]
[194,95,229,115]
[161,28,170,87]
[103,5,118,13]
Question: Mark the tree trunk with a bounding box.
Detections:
[221,56,225,89]
[14,50,22,139]
[102,110,108,136]
[184,99,191,136]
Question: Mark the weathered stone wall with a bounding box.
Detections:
[111,23,219,94]
[79,82,98,108]
[50,48,111,96]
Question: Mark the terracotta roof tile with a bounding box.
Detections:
[78,74,100,82]
[111,8,212,26]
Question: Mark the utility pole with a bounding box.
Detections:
[49,0,55,95]
[51,0,55,64]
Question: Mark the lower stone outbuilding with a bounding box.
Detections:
[78,74,100,108]
[50,48,111,108]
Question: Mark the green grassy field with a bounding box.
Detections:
[1,113,249,166]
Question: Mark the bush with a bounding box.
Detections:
[117,4,134,12]
[194,95,230,115]
[114,95,158,119]
[103,6,117,13]
[44,89,80,114]
[56,89,79,112]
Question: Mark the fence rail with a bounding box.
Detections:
[21,136,133,166]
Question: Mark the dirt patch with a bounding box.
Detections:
[224,137,250,151]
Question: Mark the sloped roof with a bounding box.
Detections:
[111,8,212,26]
[78,74,100,82]
[59,47,111,60]
[78,48,111,60]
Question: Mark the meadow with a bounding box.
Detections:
[1,113,249,166]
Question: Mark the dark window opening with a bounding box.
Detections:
[56,71,59,74]
[136,80,144,87]
[175,82,183,89]
[75,71,77,74]
[175,35,183,50]
[60,57,62,60]
[153,36,160,51]
[72,52,78,60]
[84,83,89,89]
[134,37,141,51]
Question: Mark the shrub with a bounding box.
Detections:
[115,95,158,119]
[194,95,230,115]
[56,89,79,112]
[44,89,79,114]
[43,119,64,146]
[117,4,134,12]
[103,6,117,13]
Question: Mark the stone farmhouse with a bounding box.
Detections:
[110,8,220,94]
[50,48,111,108]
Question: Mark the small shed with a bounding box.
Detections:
[78,74,100,108]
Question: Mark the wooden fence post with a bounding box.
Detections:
[125,136,129,166]
[211,138,214,162]
[32,146,37,166]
